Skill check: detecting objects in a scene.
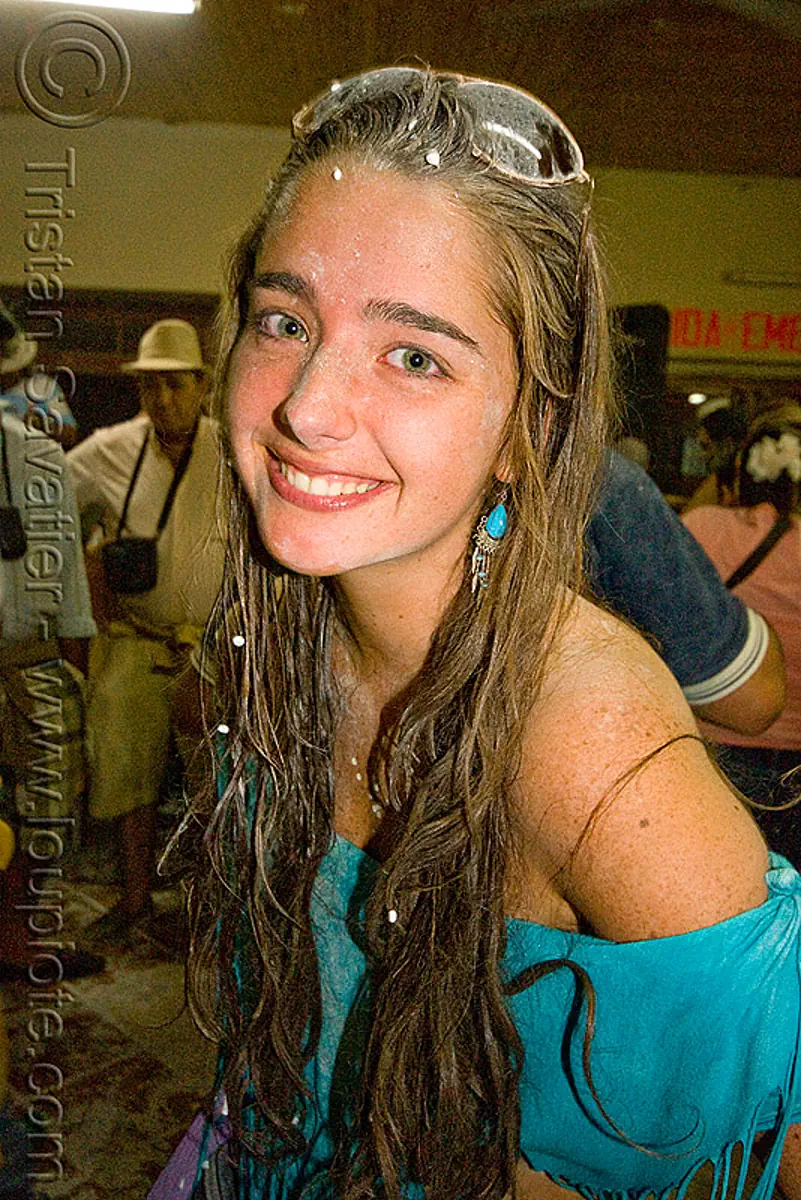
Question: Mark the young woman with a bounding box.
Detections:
[684,405,801,864]
[160,70,801,1200]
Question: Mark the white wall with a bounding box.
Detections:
[595,169,800,310]
[1,114,290,294]
[594,169,801,379]
[2,112,799,372]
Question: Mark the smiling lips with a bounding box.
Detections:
[267,451,387,511]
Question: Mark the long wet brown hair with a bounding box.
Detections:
[174,71,615,1199]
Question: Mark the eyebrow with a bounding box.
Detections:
[364,298,482,354]
[249,274,482,356]
[250,271,316,304]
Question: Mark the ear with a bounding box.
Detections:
[494,424,518,484]
[495,449,513,484]
[496,399,555,482]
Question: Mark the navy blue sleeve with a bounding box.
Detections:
[585,451,750,691]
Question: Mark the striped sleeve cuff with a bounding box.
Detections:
[683,608,769,707]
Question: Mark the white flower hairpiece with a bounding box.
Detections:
[746,432,801,484]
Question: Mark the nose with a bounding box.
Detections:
[141,375,171,408]
[278,348,358,448]
[155,378,173,405]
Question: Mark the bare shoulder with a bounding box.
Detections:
[514,594,769,941]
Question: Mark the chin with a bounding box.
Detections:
[265,553,356,579]
[253,521,355,578]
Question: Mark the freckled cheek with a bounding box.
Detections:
[480,391,509,436]
[227,361,289,440]
[224,390,253,463]
[225,430,257,498]
[227,386,260,436]
[224,395,269,494]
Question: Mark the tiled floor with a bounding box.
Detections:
[1,880,216,1199]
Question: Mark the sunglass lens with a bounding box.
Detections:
[294,70,585,187]
[296,67,424,136]
[460,80,584,183]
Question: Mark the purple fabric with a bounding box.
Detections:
[148,1101,231,1199]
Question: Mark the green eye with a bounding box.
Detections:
[278,315,307,340]
[258,312,309,341]
[386,347,442,376]
[404,349,430,372]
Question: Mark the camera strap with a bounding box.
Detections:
[0,410,15,506]
[117,422,197,540]
[724,513,793,589]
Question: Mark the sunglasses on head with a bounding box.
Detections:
[292,67,589,189]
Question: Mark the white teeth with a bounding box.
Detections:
[281,461,379,498]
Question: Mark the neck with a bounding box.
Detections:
[154,422,196,466]
[333,543,465,692]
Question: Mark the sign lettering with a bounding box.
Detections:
[671,308,801,357]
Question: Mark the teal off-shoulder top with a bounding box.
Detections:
[204,835,801,1200]
[151,830,801,1200]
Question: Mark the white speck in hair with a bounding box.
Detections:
[332,166,343,181]
[408,118,418,131]
[216,723,230,735]
[232,634,245,647]
[425,149,441,167]
[388,908,398,924]
[355,772,363,782]
[350,756,358,766]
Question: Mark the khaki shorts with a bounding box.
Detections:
[0,656,86,825]
[85,632,200,821]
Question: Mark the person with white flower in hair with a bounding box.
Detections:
[684,403,801,863]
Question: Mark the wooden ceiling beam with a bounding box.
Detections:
[704,0,801,41]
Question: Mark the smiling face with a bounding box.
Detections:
[226,163,518,581]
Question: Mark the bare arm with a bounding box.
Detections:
[692,621,786,736]
[516,598,768,943]
[515,1160,581,1200]
[779,1127,801,1200]
[515,600,801,1197]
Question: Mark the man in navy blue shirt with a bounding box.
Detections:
[586,451,785,737]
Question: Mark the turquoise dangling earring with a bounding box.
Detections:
[471,488,509,594]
